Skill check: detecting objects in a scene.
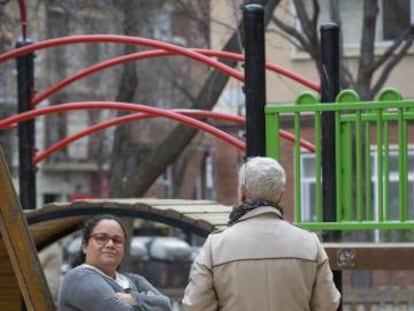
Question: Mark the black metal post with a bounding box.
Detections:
[16,39,36,211]
[244,4,266,157]
[320,23,342,309]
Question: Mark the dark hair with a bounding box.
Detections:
[70,214,128,267]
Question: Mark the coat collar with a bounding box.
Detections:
[236,205,283,223]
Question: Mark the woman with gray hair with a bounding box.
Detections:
[182,156,340,311]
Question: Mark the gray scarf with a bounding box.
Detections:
[228,199,283,225]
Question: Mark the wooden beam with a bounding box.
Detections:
[0,148,55,310]
[324,242,414,270]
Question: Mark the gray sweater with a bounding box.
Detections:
[59,265,172,311]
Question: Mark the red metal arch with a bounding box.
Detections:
[0,105,316,164]
[0,34,318,161]
[0,35,243,81]
[34,109,315,164]
[0,101,245,153]
[32,49,319,106]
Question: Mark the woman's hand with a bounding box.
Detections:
[115,292,136,305]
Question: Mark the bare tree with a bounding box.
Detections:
[272,0,414,100]
[109,0,414,198]
[4,0,411,201]
[109,0,282,197]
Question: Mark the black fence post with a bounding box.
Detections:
[244,4,266,157]
[16,39,36,211]
[320,23,342,309]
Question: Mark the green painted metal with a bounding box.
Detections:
[334,110,342,222]
[294,111,301,222]
[265,113,279,159]
[265,88,414,231]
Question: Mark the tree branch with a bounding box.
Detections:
[271,15,310,51]
[310,0,320,37]
[372,33,414,95]
[293,0,313,39]
[370,25,414,72]
[129,0,282,196]
[356,0,379,98]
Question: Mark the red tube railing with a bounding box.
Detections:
[0,34,318,162]
[0,35,243,81]
[0,102,245,155]
[0,105,315,163]
[32,49,319,106]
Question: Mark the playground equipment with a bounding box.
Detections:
[0,148,233,310]
[0,2,413,310]
[0,150,54,310]
[1,34,319,208]
[266,88,414,231]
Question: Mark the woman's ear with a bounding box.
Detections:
[82,241,87,255]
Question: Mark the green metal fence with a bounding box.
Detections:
[265,88,414,231]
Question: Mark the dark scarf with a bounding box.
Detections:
[228,199,283,225]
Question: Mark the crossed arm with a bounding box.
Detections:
[59,269,171,311]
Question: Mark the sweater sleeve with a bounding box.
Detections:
[59,268,138,311]
[127,274,172,311]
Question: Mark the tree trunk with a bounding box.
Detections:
[109,0,282,198]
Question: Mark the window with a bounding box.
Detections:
[299,0,413,47]
[152,5,188,46]
[371,149,414,242]
[300,153,318,221]
[381,0,412,41]
[300,147,414,241]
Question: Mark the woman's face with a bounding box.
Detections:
[82,219,126,277]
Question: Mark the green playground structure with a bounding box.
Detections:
[266,88,414,231]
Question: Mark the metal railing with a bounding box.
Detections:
[265,88,414,231]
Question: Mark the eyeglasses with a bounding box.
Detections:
[89,233,125,247]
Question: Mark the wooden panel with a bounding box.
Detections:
[0,299,22,311]
[184,213,229,225]
[324,242,414,270]
[0,149,55,310]
[29,216,85,248]
[0,248,21,310]
[154,204,231,214]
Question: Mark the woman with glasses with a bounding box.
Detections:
[58,214,172,311]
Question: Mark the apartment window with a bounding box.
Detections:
[371,149,414,219]
[300,0,413,47]
[381,0,412,41]
[152,6,187,46]
[300,148,414,241]
[300,153,318,221]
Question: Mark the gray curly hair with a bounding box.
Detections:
[238,157,286,204]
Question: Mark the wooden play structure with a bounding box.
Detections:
[2,138,414,309]
[0,148,235,310]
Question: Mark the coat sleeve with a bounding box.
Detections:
[127,274,172,311]
[310,234,341,311]
[58,269,138,311]
[181,235,218,311]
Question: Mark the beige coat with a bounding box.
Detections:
[182,206,340,311]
